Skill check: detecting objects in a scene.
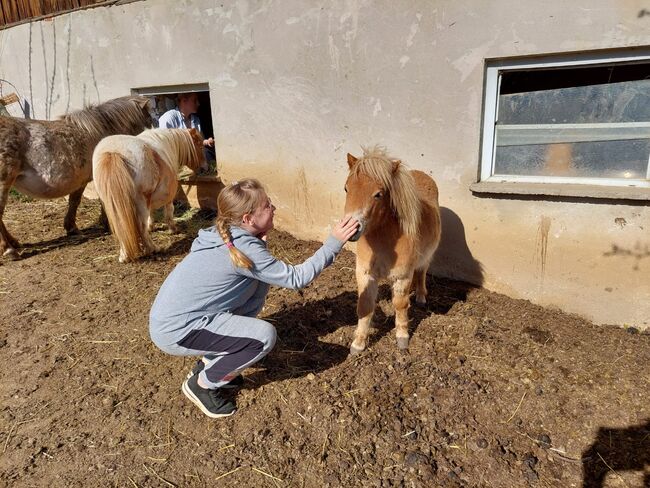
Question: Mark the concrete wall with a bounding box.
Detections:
[1,0,648,328]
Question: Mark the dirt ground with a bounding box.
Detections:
[1,195,649,488]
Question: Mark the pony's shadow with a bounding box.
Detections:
[236,274,478,391]
[16,225,108,259]
[148,207,216,260]
[581,420,650,487]
[240,291,358,389]
[432,207,485,287]
[367,275,479,349]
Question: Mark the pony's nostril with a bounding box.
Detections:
[349,224,363,242]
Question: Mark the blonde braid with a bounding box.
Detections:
[215,178,266,269]
[216,216,254,269]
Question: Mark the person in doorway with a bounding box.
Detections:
[158,92,215,171]
[149,178,359,418]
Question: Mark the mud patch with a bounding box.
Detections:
[1,196,649,487]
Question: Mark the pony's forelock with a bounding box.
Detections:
[351,145,421,237]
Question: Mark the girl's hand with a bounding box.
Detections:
[332,216,360,243]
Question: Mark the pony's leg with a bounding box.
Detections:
[0,181,20,258]
[138,202,158,256]
[413,268,428,306]
[350,270,378,355]
[98,203,110,231]
[64,185,86,235]
[392,277,412,350]
[118,246,129,263]
[163,202,177,233]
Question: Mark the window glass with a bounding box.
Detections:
[492,63,650,180]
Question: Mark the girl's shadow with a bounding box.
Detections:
[241,291,357,388]
[235,275,475,391]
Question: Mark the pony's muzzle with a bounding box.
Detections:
[348,221,364,242]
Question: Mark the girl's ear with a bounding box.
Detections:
[241,212,254,226]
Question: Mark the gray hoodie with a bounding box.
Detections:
[149,226,344,346]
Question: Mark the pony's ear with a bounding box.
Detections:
[189,128,198,136]
[347,153,358,168]
[136,97,150,109]
[391,159,402,174]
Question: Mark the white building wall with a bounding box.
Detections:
[1,0,648,328]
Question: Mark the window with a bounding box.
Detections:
[474,51,650,199]
[132,83,216,173]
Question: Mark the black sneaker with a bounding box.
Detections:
[186,359,245,389]
[181,374,236,418]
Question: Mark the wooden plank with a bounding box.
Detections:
[2,0,15,24]
[1,0,121,27]
[43,0,58,15]
[16,0,31,19]
[0,93,20,106]
[7,0,21,24]
[30,0,44,17]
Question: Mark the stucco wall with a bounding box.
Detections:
[1,0,648,328]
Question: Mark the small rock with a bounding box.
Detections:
[626,327,639,335]
[405,450,428,466]
[447,471,460,481]
[537,434,551,448]
[404,430,418,440]
[476,438,488,449]
[524,453,538,469]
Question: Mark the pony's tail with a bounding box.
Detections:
[93,152,142,261]
[215,218,253,269]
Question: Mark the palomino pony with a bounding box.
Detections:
[92,128,205,262]
[344,146,441,354]
[0,96,152,258]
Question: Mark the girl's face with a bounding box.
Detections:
[243,193,275,236]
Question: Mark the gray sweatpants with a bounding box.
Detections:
[158,312,277,389]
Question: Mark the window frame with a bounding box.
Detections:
[475,49,650,200]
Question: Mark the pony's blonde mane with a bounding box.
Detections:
[137,128,202,171]
[63,96,151,140]
[351,145,421,237]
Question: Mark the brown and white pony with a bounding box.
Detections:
[92,128,205,263]
[344,146,441,354]
[0,96,152,258]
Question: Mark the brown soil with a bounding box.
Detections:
[1,196,649,488]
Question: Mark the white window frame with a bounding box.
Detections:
[476,50,650,199]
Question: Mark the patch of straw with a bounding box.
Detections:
[143,463,177,487]
[596,451,628,486]
[214,466,241,481]
[252,466,283,482]
[504,391,526,423]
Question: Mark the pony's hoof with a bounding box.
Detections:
[2,247,19,260]
[349,344,365,356]
[66,227,80,236]
[414,298,427,309]
[396,337,409,350]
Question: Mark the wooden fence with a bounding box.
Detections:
[0,0,135,28]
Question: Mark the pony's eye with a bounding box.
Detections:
[344,185,348,193]
[374,191,382,199]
